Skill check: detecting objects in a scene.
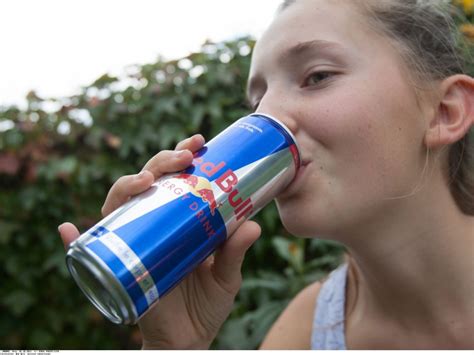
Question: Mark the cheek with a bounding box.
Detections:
[306,87,426,198]
[301,82,381,147]
[305,91,384,164]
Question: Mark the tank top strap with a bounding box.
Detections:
[311,263,348,350]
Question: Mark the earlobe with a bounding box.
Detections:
[424,74,474,149]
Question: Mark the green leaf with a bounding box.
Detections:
[43,251,70,278]
[272,236,304,273]
[303,270,328,284]
[91,73,118,88]
[28,329,55,349]
[54,156,78,174]
[190,104,205,131]
[0,221,18,244]
[305,254,343,271]
[241,277,287,292]
[214,318,251,350]
[2,291,35,317]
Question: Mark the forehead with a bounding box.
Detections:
[251,0,374,69]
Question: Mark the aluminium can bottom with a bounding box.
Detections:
[67,243,140,324]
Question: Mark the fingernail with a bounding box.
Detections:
[58,223,65,233]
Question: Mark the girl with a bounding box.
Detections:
[59,0,474,349]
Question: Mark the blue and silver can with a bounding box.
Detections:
[66,113,301,325]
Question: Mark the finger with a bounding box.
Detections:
[175,134,205,152]
[58,222,81,250]
[211,221,261,294]
[141,150,194,179]
[101,170,154,216]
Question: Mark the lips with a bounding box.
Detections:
[298,154,313,173]
[301,157,312,167]
[278,156,312,198]
[295,160,311,182]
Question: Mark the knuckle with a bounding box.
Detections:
[115,174,132,187]
[144,150,173,168]
[156,149,174,159]
[112,176,131,195]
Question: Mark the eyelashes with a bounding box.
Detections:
[248,70,339,110]
[302,71,335,87]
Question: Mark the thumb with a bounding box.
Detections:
[211,221,261,294]
[58,222,81,250]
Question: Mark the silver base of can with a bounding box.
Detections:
[66,241,139,325]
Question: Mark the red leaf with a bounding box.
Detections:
[24,162,38,183]
[88,97,101,107]
[0,153,21,175]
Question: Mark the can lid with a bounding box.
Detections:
[249,113,302,170]
[66,243,138,325]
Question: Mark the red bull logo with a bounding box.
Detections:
[175,173,218,215]
[176,156,253,222]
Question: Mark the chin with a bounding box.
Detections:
[275,197,319,237]
[275,191,344,239]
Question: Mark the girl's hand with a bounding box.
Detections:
[58,134,261,349]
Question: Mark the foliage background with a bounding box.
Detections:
[0,2,472,350]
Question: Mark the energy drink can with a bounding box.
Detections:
[66,113,301,325]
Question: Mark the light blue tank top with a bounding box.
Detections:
[311,263,348,350]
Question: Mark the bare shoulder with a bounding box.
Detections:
[259,281,322,350]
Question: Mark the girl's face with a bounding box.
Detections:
[248,0,432,238]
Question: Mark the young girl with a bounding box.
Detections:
[59,0,474,349]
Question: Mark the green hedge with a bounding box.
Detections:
[0,37,344,350]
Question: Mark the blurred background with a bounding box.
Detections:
[0,0,472,350]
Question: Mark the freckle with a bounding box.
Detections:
[398,127,402,132]
[320,166,324,170]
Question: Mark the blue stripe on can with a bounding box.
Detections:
[113,194,227,297]
[87,239,149,316]
[90,226,108,237]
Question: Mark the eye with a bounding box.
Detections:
[303,71,335,87]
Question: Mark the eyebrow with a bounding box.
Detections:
[282,39,344,60]
[246,39,345,102]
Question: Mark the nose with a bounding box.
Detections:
[255,94,299,135]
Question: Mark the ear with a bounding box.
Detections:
[424,74,474,149]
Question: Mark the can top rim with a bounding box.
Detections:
[249,112,302,169]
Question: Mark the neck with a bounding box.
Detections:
[343,176,474,332]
